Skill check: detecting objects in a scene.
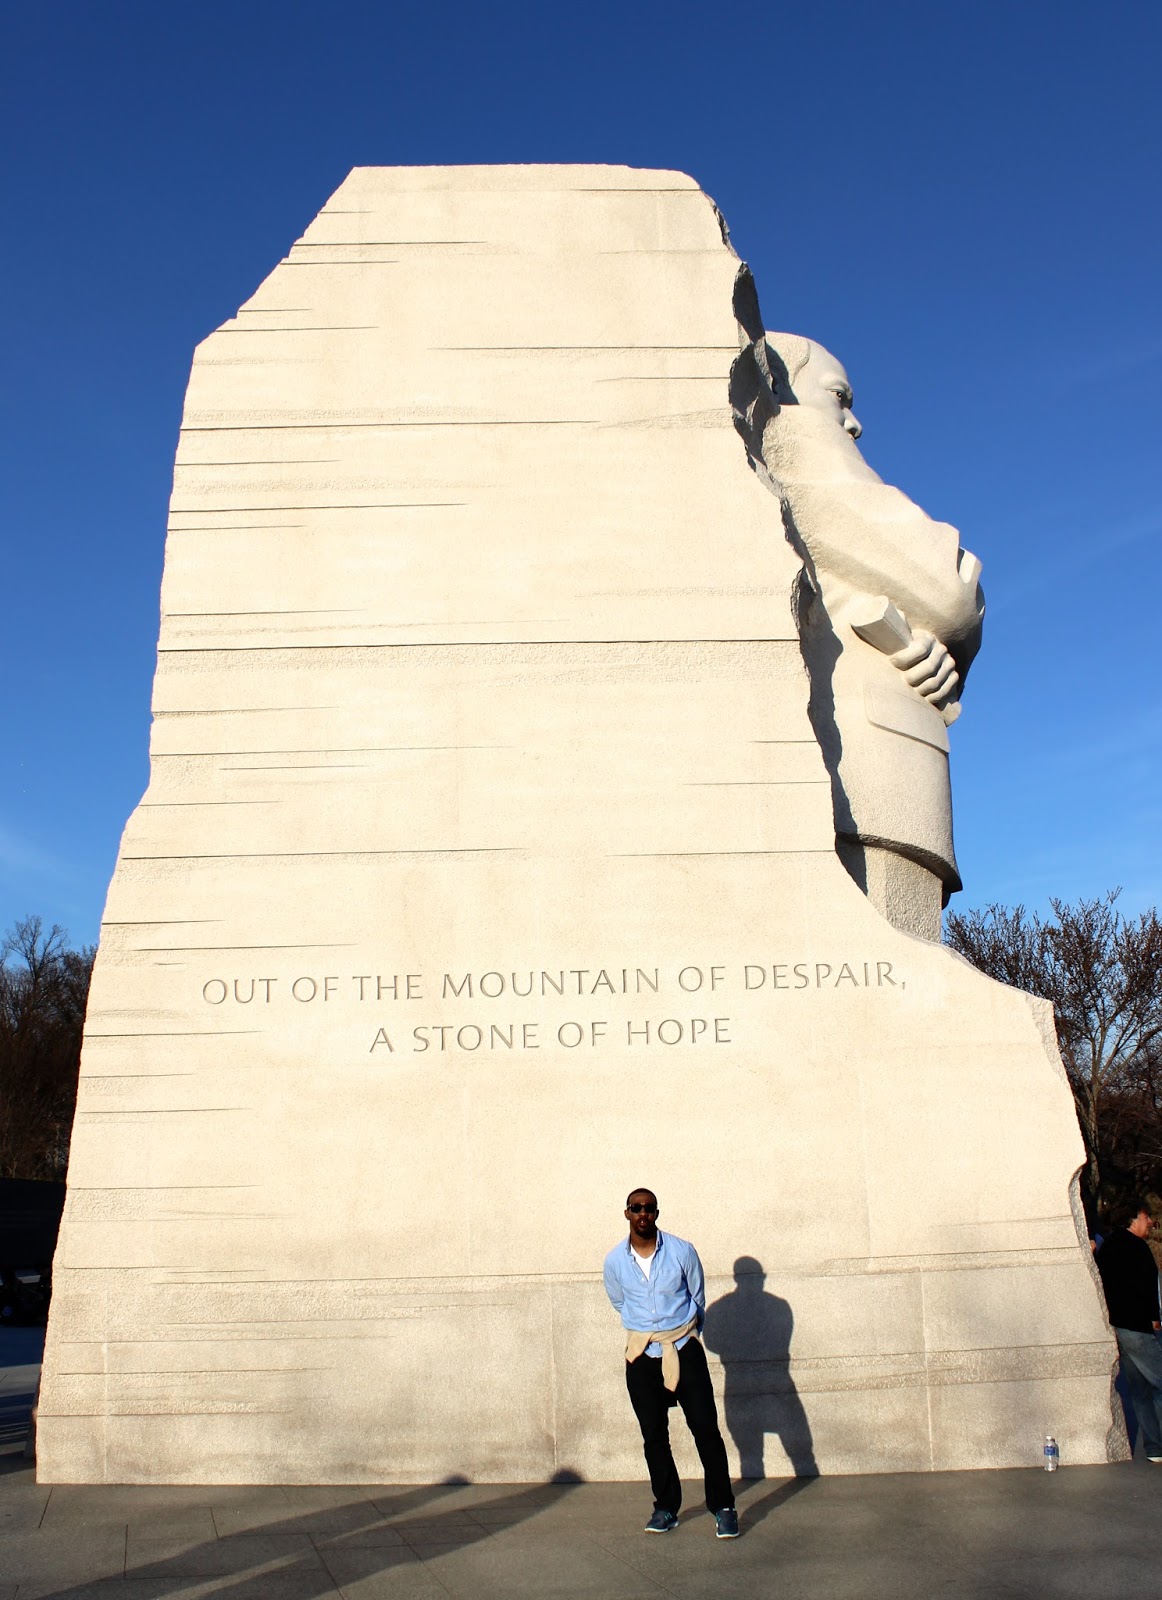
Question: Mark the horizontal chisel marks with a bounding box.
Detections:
[151,746,505,756]
[168,502,467,512]
[292,239,487,246]
[173,459,339,466]
[118,848,522,861]
[40,1408,290,1417]
[154,638,803,658]
[180,419,601,431]
[278,258,400,266]
[54,1368,328,1376]
[437,344,737,352]
[581,587,780,599]
[84,1031,260,1039]
[155,708,341,715]
[216,325,379,333]
[682,780,830,787]
[76,1108,249,1115]
[135,944,354,952]
[165,610,360,618]
[608,849,835,857]
[155,641,566,653]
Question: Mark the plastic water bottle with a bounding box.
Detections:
[1043,1436,1059,1472]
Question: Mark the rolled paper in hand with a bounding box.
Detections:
[850,596,961,726]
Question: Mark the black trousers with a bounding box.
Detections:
[625,1338,734,1514]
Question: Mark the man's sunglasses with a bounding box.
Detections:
[627,1203,657,1215]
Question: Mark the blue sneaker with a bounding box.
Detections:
[644,1509,679,1533]
[714,1507,740,1539]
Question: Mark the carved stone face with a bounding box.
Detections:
[783,338,863,440]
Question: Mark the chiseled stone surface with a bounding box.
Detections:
[39,166,1116,1484]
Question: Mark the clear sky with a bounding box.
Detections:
[3,0,1160,949]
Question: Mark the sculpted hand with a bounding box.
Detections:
[890,630,959,710]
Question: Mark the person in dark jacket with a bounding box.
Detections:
[1096,1200,1162,1462]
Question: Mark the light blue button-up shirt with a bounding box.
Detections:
[602,1230,705,1358]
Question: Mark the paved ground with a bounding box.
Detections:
[4,1458,1162,1600]
[3,1333,1160,1599]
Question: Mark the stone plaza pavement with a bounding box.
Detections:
[4,1331,1161,1600]
[2,1457,1161,1600]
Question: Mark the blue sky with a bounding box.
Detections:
[2,0,1160,948]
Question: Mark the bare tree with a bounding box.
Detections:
[945,892,1162,1217]
[0,917,94,1180]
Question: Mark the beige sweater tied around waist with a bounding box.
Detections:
[624,1319,699,1392]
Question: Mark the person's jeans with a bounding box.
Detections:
[625,1338,734,1514]
[1114,1328,1162,1455]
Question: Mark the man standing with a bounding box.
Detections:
[603,1188,738,1537]
[1096,1200,1162,1462]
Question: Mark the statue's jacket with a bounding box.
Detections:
[766,407,985,890]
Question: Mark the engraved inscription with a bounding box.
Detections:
[195,956,907,1059]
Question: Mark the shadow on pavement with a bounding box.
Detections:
[738,1471,816,1530]
[30,1476,581,1600]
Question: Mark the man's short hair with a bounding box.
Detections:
[626,1187,657,1207]
[1113,1196,1153,1228]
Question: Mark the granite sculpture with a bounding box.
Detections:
[38,166,1119,1484]
[733,332,986,938]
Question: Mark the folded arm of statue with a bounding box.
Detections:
[847,596,963,726]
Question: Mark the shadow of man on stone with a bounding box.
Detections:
[702,1256,818,1488]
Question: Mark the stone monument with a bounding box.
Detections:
[39,166,1119,1484]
